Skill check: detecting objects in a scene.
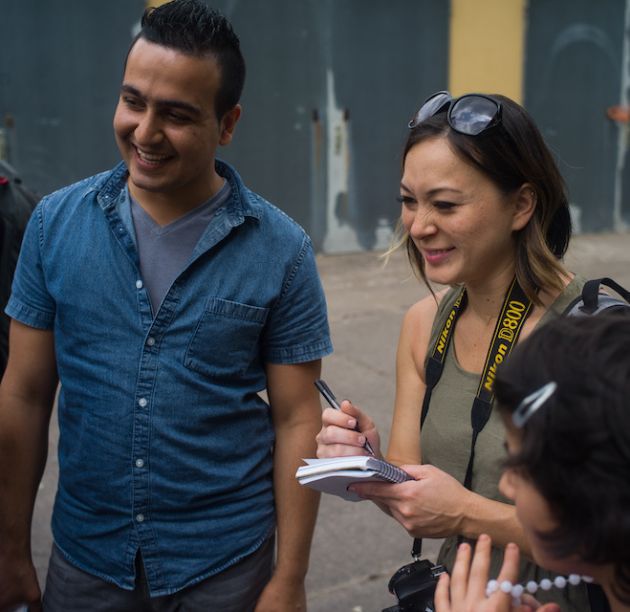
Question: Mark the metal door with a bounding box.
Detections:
[214,0,449,251]
[1,1,448,249]
[524,0,627,232]
[0,0,146,195]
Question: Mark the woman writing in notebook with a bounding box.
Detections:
[316,92,591,610]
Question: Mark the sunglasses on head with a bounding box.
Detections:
[408,90,502,136]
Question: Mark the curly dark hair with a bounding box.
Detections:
[495,311,630,604]
[392,93,571,305]
[128,0,245,120]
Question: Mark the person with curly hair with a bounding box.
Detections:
[435,311,630,612]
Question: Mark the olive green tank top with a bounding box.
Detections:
[421,276,591,612]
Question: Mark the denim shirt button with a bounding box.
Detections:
[146,337,155,347]
[138,398,147,408]
[135,280,143,289]
[135,459,145,468]
[136,513,145,523]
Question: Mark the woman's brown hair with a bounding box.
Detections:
[389,94,571,305]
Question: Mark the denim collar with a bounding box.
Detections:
[90,159,262,222]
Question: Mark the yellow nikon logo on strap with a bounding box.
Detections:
[483,342,507,392]
[483,299,527,392]
[497,300,527,342]
[436,292,465,355]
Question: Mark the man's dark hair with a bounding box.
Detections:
[495,311,630,604]
[131,0,245,119]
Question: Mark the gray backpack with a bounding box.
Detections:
[563,277,630,317]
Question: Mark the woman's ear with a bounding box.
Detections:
[511,183,537,231]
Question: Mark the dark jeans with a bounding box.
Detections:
[42,536,274,612]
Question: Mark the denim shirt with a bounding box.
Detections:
[6,160,332,596]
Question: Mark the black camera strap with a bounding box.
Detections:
[413,278,532,559]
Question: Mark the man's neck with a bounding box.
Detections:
[129,174,225,226]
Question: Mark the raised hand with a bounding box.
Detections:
[434,535,556,612]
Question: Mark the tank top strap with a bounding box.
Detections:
[424,286,464,372]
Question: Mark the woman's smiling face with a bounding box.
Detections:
[399,136,526,289]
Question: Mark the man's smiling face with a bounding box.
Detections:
[113,38,236,208]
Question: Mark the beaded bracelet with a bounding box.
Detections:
[486,573,593,604]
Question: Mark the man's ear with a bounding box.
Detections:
[218,104,242,146]
[511,183,537,231]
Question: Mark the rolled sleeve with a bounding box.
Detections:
[5,203,56,329]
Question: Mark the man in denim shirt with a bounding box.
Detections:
[0,1,332,610]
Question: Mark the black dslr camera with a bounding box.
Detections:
[382,557,446,612]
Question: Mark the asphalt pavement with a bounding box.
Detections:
[30,232,630,611]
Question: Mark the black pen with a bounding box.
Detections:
[314,379,375,455]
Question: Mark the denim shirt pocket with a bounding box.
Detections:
[184,297,269,379]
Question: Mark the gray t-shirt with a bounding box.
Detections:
[130,181,231,313]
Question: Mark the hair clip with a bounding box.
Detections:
[512,381,557,428]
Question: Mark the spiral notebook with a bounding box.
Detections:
[296,456,412,501]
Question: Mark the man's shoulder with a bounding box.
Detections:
[245,188,307,236]
[40,163,125,210]
[218,160,309,245]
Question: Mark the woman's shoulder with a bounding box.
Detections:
[405,286,464,321]
[401,286,461,345]
[405,288,448,323]
[398,287,460,383]
[534,273,586,328]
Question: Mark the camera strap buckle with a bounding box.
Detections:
[411,537,423,561]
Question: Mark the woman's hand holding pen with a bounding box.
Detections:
[315,400,382,458]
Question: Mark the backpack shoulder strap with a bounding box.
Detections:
[563,277,630,317]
